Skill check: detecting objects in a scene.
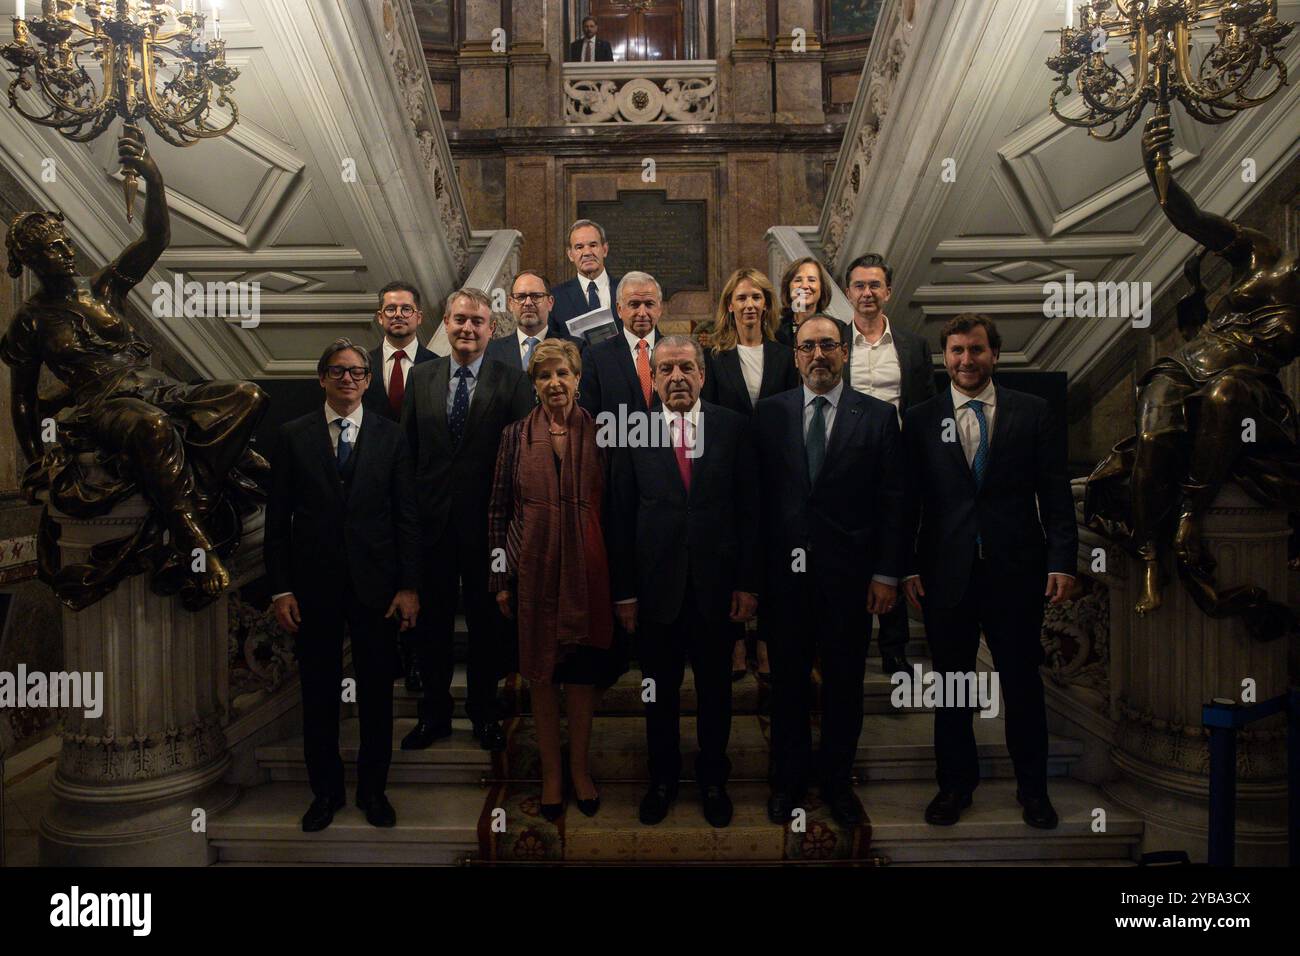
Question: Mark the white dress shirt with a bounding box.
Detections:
[950,380,996,467]
[271,403,364,600]
[660,398,701,454]
[736,343,764,407]
[382,338,419,393]
[623,325,656,362]
[849,316,902,416]
[582,37,596,61]
[581,270,612,313]
[516,325,548,366]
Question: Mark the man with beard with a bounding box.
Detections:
[364,281,436,421]
[486,271,574,374]
[754,315,905,827]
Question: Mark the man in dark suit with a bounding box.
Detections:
[266,338,422,833]
[577,271,661,418]
[841,253,936,676]
[568,15,613,62]
[609,335,759,828]
[364,281,436,421]
[902,313,1076,830]
[549,219,623,340]
[400,288,535,753]
[484,270,572,374]
[754,315,905,827]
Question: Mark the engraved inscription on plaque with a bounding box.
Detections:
[577,191,708,301]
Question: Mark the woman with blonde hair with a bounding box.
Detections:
[702,268,798,681]
[489,338,619,820]
[775,256,834,347]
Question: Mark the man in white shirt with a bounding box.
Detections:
[485,270,575,373]
[577,271,663,417]
[841,253,937,675]
[549,219,625,340]
[364,281,435,422]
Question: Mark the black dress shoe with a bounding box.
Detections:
[881,653,911,676]
[472,721,507,752]
[767,789,802,826]
[823,786,864,827]
[700,784,733,828]
[1017,790,1059,830]
[356,792,397,828]
[924,790,972,826]
[401,720,453,750]
[540,799,565,822]
[301,793,344,833]
[638,782,677,825]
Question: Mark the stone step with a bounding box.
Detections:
[260,712,1082,785]
[207,777,1138,865]
[388,649,934,719]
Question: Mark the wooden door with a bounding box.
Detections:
[590,0,684,61]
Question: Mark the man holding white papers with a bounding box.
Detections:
[549,219,624,340]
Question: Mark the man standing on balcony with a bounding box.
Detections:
[569,16,613,62]
[550,219,624,341]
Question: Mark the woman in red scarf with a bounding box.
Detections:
[489,338,616,820]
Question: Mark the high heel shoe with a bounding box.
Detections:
[571,774,601,817]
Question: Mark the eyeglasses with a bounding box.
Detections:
[510,292,550,303]
[794,340,845,355]
[380,304,417,317]
[324,365,370,381]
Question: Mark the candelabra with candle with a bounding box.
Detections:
[1047,0,1292,203]
[3,0,240,220]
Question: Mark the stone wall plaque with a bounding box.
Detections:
[578,190,708,301]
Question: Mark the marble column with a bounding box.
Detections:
[773,0,824,125]
[1102,484,1290,865]
[38,497,240,866]
[510,0,552,126]
[727,0,772,124]
[460,0,509,129]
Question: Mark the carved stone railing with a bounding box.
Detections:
[563,60,719,124]
[427,229,523,355]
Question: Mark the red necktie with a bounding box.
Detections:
[636,339,653,408]
[674,415,692,492]
[388,351,405,416]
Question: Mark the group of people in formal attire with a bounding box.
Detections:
[264,216,1078,836]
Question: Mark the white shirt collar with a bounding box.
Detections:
[803,379,844,409]
[661,398,702,428]
[517,325,548,345]
[951,379,996,410]
[624,326,655,352]
[382,338,418,364]
[853,314,893,346]
[580,270,608,292]
[324,402,364,429]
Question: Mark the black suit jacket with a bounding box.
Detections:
[701,342,800,415]
[484,329,576,373]
[902,383,1077,610]
[401,356,535,548]
[754,385,905,607]
[549,273,624,341]
[265,409,421,611]
[568,36,613,61]
[364,341,436,420]
[609,402,760,624]
[577,330,661,418]
[842,320,936,415]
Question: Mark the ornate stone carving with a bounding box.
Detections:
[1041,576,1110,696]
[381,0,470,275]
[564,63,718,124]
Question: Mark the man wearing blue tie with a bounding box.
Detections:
[901,314,1077,830]
[485,271,576,374]
[548,220,624,340]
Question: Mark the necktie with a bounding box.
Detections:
[523,336,538,370]
[585,39,594,61]
[450,366,471,446]
[806,396,828,483]
[968,399,989,487]
[635,339,653,408]
[387,350,405,416]
[586,280,600,311]
[336,418,353,471]
[673,414,692,492]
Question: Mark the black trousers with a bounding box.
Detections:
[767,578,870,794]
[921,559,1049,798]
[872,601,910,657]
[412,527,506,727]
[296,588,398,800]
[638,583,733,788]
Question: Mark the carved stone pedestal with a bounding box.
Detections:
[38,498,239,866]
[1102,485,1290,865]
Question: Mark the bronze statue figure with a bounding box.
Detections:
[2,129,269,611]
[1085,115,1300,640]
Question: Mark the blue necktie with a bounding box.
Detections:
[336,418,353,471]
[449,366,471,445]
[806,396,829,483]
[586,280,600,311]
[968,399,989,488]
[523,336,538,370]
